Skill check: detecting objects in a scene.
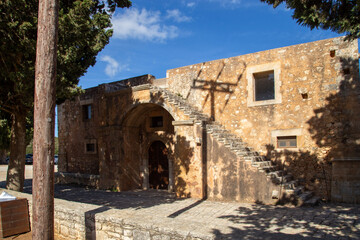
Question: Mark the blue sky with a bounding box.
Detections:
[78,0,342,89]
[55,0,343,137]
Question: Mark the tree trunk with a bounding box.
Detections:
[32,0,59,238]
[0,149,7,164]
[6,111,27,191]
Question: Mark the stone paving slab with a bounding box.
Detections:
[1,166,355,239]
[0,181,358,240]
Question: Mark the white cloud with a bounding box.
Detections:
[100,55,128,78]
[206,0,262,8]
[166,9,192,22]
[112,8,179,41]
[187,2,196,7]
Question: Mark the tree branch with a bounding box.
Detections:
[0,105,13,115]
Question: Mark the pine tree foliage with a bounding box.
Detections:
[261,0,360,40]
[0,0,132,112]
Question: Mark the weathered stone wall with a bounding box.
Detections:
[58,38,360,202]
[58,88,100,175]
[205,133,279,204]
[331,159,360,203]
[55,172,100,188]
[59,76,204,198]
[173,123,203,199]
[166,37,360,200]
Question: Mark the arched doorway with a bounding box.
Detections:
[148,141,169,189]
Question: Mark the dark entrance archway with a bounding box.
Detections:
[148,141,169,189]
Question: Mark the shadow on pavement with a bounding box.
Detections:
[0,179,183,211]
[212,203,360,240]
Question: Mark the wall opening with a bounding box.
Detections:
[148,141,169,190]
[82,104,92,120]
[151,116,164,128]
[277,136,297,148]
[254,70,275,101]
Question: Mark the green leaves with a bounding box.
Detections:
[261,0,360,40]
[0,0,131,145]
[0,113,11,150]
[0,0,132,108]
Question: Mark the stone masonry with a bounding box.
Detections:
[58,37,360,204]
[2,187,360,240]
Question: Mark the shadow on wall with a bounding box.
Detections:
[148,131,194,198]
[188,60,245,121]
[265,56,360,201]
[173,135,194,198]
[149,88,196,198]
[307,57,360,160]
[211,203,360,239]
[265,145,332,202]
[149,90,165,106]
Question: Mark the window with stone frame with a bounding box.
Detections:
[82,104,92,120]
[277,136,297,148]
[247,62,282,107]
[254,70,275,101]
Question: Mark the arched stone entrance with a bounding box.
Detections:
[60,84,205,199]
[118,103,175,192]
[148,141,169,189]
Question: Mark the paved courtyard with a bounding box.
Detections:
[0,165,359,239]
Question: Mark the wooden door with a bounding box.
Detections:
[148,141,169,189]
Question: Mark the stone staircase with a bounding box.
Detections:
[150,85,320,206]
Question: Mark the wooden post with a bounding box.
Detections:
[33,0,59,238]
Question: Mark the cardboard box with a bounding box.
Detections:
[0,198,30,238]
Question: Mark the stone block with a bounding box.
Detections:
[124,229,133,237]
[60,225,69,237]
[133,229,151,240]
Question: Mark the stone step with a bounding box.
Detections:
[258,165,277,173]
[303,196,321,206]
[178,106,189,110]
[212,132,232,138]
[184,110,195,115]
[226,144,246,150]
[223,138,241,145]
[229,143,246,150]
[251,161,272,168]
[244,155,265,162]
[285,185,304,195]
[269,174,293,184]
[235,151,257,157]
[206,128,226,134]
[191,110,203,115]
[297,191,314,206]
[268,170,285,178]
[282,174,293,182]
[283,180,299,190]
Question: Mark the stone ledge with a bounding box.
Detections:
[132,84,152,92]
[55,172,100,188]
[172,120,194,126]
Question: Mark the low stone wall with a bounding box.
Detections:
[55,172,100,188]
[54,205,202,240]
[332,158,360,204]
[0,189,211,240]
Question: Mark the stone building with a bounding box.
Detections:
[58,37,360,204]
